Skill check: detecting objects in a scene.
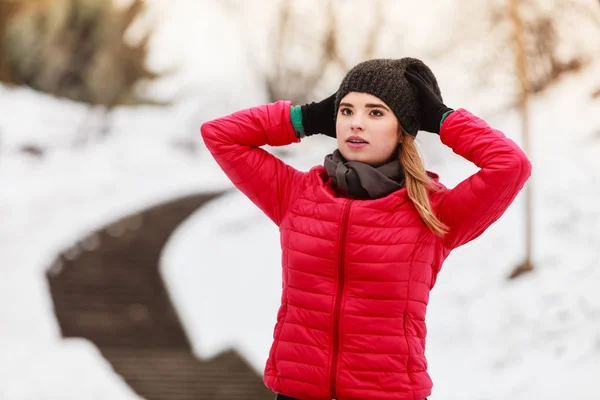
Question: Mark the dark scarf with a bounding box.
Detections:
[323,148,405,200]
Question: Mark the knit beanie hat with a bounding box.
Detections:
[334,57,442,136]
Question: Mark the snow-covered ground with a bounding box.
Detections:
[1,0,599,399]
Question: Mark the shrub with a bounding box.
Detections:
[3,0,159,106]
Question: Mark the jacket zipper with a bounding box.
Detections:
[330,200,352,400]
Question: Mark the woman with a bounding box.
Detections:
[200,58,531,400]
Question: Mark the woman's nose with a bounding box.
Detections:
[350,114,364,130]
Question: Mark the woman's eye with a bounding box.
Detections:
[341,108,352,115]
[370,109,383,117]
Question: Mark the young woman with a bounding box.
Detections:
[201,57,532,400]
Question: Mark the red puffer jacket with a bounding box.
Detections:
[201,101,531,400]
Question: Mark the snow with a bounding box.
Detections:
[0,340,139,400]
[1,0,600,398]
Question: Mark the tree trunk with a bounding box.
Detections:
[508,0,535,279]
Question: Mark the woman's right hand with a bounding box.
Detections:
[300,93,337,138]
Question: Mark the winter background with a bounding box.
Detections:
[1,0,600,399]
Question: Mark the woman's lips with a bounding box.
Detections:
[346,136,369,149]
[346,141,368,149]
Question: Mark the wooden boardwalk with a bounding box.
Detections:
[46,191,274,400]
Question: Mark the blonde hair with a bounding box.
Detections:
[399,132,448,236]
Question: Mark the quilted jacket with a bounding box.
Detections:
[200,101,532,400]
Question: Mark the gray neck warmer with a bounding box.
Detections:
[323,149,405,200]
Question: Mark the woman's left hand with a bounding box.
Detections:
[404,67,453,134]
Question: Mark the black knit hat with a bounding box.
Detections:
[334,57,442,136]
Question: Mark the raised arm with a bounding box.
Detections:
[436,109,532,249]
[404,65,531,250]
[200,100,304,226]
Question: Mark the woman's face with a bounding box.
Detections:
[336,92,401,165]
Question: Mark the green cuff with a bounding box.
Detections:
[440,110,454,129]
[290,105,305,138]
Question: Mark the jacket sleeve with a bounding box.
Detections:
[200,100,304,226]
[436,108,532,250]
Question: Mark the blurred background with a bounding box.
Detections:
[1,0,599,399]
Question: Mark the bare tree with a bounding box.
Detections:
[501,0,586,97]
[505,0,600,278]
[263,0,385,105]
[453,0,599,278]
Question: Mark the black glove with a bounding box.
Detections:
[404,67,453,134]
[300,93,337,138]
